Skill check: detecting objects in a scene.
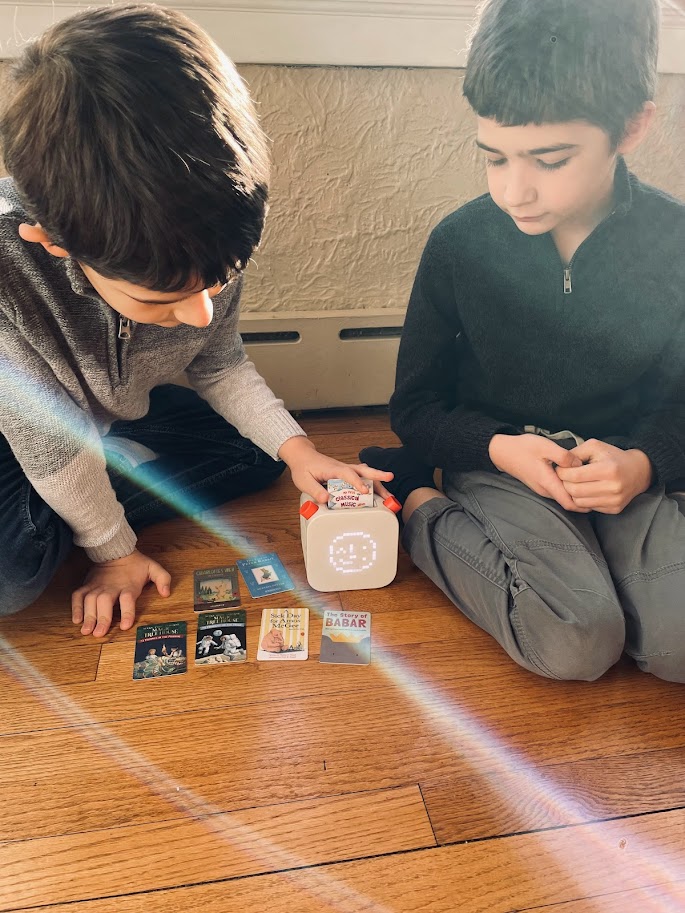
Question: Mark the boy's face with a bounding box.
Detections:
[476,118,620,240]
[79,265,227,328]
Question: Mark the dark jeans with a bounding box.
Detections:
[0,385,286,616]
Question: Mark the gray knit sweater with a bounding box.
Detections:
[0,177,305,562]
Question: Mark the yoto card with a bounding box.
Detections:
[193,565,241,611]
[195,610,247,665]
[319,610,371,665]
[133,621,187,679]
[237,553,295,598]
[257,607,309,661]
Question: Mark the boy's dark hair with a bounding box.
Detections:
[0,4,269,291]
[463,0,660,146]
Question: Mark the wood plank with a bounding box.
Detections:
[0,670,682,841]
[421,745,685,843]
[296,408,392,435]
[14,808,685,913]
[0,636,516,737]
[0,786,434,910]
[521,883,685,913]
[0,643,100,686]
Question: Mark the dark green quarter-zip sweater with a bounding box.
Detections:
[390,158,685,486]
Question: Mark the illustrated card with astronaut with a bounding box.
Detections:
[256,607,309,661]
[237,553,295,598]
[195,611,247,665]
[319,610,371,665]
[193,565,241,611]
[133,622,187,680]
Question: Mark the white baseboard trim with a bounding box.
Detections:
[0,1,682,72]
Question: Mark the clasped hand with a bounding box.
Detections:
[489,433,653,515]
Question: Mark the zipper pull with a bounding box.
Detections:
[563,268,573,295]
[118,316,132,340]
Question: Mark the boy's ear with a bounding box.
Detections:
[18,222,69,258]
[616,101,657,156]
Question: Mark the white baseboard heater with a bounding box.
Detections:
[238,309,405,410]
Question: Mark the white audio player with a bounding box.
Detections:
[299,493,401,592]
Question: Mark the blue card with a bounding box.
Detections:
[236,552,296,598]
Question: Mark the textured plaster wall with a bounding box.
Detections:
[1,61,684,313]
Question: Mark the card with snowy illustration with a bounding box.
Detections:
[319,610,371,665]
[237,553,295,598]
[257,607,309,661]
[193,565,241,611]
[133,622,187,679]
[195,611,247,665]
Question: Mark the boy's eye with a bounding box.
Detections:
[485,157,506,168]
[538,158,570,171]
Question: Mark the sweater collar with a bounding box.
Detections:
[63,257,103,302]
[613,156,634,217]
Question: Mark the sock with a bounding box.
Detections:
[359,446,435,505]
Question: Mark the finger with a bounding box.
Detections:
[561,480,620,499]
[304,478,329,504]
[567,439,606,463]
[81,591,101,636]
[350,463,394,483]
[71,587,87,624]
[373,481,393,500]
[336,466,374,493]
[540,466,591,513]
[118,590,138,632]
[93,592,116,638]
[556,464,607,483]
[149,562,172,598]
[572,497,624,513]
[547,446,585,470]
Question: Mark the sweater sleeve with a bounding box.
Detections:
[0,314,137,563]
[185,277,305,460]
[607,355,685,486]
[390,225,520,472]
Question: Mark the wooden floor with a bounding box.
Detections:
[1,409,685,913]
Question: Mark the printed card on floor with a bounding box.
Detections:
[237,553,295,598]
[257,607,309,661]
[319,610,371,665]
[193,565,241,611]
[133,621,187,679]
[195,610,247,665]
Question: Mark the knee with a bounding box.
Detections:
[523,595,626,682]
[0,572,50,617]
[632,630,685,684]
[0,530,71,617]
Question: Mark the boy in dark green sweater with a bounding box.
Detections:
[363,0,685,682]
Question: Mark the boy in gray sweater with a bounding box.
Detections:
[0,5,391,636]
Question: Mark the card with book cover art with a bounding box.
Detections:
[133,622,187,679]
[195,611,247,665]
[319,610,371,665]
[193,565,241,611]
[237,553,295,598]
[257,607,309,661]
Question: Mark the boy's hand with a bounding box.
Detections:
[72,549,171,638]
[556,440,653,514]
[278,436,394,504]
[489,433,590,513]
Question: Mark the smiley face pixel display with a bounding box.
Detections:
[329,531,378,574]
[300,494,398,592]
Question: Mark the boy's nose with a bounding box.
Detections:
[503,172,537,210]
[174,292,214,327]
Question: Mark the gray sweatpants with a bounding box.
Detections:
[403,470,685,682]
